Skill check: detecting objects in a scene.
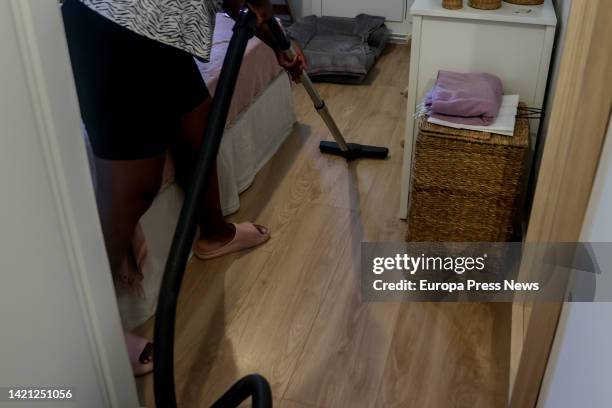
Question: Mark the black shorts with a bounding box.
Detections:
[62,0,210,160]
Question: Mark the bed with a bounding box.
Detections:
[108,14,296,329]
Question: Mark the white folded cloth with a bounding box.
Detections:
[427,95,520,137]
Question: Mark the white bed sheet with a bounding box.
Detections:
[217,73,296,215]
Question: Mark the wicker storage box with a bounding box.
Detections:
[469,0,501,9]
[443,0,463,9]
[407,104,529,242]
[504,0,543,5]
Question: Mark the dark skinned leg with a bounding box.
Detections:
[172,96,236,251]
[94,155,165,273]
[94,155,165,366]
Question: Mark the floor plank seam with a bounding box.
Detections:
[371,310,402,408]
[282,397,321,408]
[222,254,274,330]
[280,232,355,402]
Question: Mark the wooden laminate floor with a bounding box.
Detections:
[135,44,509,408]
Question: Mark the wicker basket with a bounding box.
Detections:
[469,0,501,9]
[443,0,463,9]
[406,104,530,242]
[504,0,543,4]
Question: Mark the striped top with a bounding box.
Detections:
[78,0,224,61]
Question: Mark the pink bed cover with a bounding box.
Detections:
[161,13,283,190]
[197,13,283,126]
[162,13,283,191]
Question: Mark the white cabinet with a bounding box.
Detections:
[321,0,406,22]
[399,0,557,218]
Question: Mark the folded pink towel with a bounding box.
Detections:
[425,70,503,126]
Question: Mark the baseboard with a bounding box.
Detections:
[390,32,412,44]
[386,20,412,44]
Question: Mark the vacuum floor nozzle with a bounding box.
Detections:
[319,141,389,161]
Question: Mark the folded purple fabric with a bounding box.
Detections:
[425,70,503,126]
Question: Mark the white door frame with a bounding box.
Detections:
[1,0,139,406]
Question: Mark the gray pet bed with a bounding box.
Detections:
[287,14,391,84]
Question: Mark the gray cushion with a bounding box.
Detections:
[287,14,390,84]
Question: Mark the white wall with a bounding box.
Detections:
[295,0,313,18]
[0,1,138,406]
[291,0,413,39]
[273,0,312,18]
[537,117,612,408]
[295,0,414,19]
[281,0,312,18]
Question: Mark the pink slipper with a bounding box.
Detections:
[124,331,154,377]
[193,223,270,260]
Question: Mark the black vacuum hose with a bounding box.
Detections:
[153,8,272,408]
[210,374,272,408]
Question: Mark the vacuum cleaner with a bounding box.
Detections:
[153,7,389,408]
[268,21,390,161]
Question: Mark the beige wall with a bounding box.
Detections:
[537,117,612,408]
[509,0,572,398]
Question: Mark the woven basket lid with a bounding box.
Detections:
[418,103,530,148]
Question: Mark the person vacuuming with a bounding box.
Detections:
[64,0,386,404]
[154,5,302,407]
[62,0,304,383]
[156,10,390,405]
